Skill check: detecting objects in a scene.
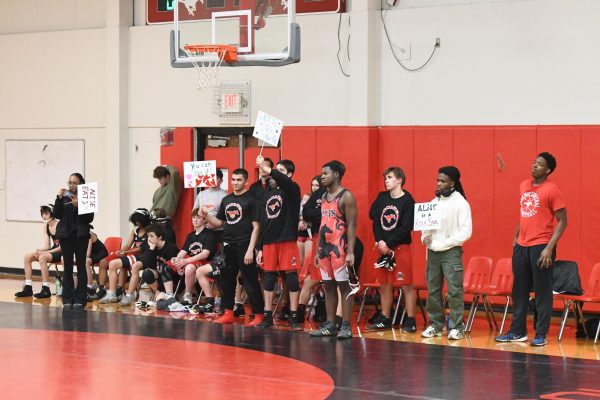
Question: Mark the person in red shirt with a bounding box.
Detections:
[496,152,567,347]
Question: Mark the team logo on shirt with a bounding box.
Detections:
[188,241,204,256]
[266,195,283,219]
[381,205,400,231]
[225,202,243,224]
[520,191,540,218]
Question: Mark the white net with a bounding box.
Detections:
[184,48,227,90]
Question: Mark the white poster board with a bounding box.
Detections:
[5,140,85,222]
[78,182,98,215]
[414,202,441,231]
[184,160,217,188]
[252,111,284,147]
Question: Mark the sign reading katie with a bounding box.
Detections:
[78,182,98,215]
[252,111,284,147]
[184,161,217,188]
[414,202,441,231]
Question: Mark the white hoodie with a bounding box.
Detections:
[421,191,472,252]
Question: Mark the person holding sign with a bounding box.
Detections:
[421,166,472,340]
[496,153,567,347]
[54,173,94,309]
[368,167,417,332]
[255,155,303,330]
[193,169,227,242]
[310,160,358,340]
[201,169,265,325]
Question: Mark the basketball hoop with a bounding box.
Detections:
[183,45,238,90]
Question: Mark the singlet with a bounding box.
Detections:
[318,189,347,259]
[46,221,60,249]
[132,227,149,252]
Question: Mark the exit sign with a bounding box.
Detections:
[221,93,242,113]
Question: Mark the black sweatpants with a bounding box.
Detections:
[509,243,555,336]
[61,233,89,306]
[220,242,264,314]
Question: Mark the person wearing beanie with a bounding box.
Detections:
[421,166,472,341]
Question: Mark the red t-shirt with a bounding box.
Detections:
[517,179,566,246]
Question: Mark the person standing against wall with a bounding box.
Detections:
[421,166,472,340]
[54,173,94,309]
[496,152,567,347]
[152,165,183,220]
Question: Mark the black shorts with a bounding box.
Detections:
[91,248,109,263]
[119,255,139,269]
[50,252,62,263]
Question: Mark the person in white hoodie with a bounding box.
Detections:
[421,166,472,340]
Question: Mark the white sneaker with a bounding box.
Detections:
[119,294,133,306]
[165,292,175,300]
[421,325,443,338]
[99,292,118,304]
[182,292,193,304]
[448,328,464,340]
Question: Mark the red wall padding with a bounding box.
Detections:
[163,126,599,311]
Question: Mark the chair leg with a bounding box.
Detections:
[499,296,510,334]
[558,300,572,342]
[466,294,479,332]
[484,297,499,331]
[595,318,600,344]
[416,289,428,328]
[575,301,588,338]
[357,287,370,324]
[392,289,403,325]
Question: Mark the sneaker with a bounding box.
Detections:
[119,294,133,306]
[335,315,343,331]
[495,332,528,343]
[337,321,353,340]
[214,309,235,324]
[448,328,464,340]
[116,287,124,301]
[33,286,52,299]
[245,313,264,327]
[182,292,193,304]
[367,314,392,331]
[277,307,291,322]
[201,302,215,314]
[289,314,303,331]
[87,288,98,301]
[421,325,443,338]
[72,303,85,310]
[310,321,338,337]
[402,317,417,333]
[233,302,246,317]
[96,286,107,300]
[374,253,395,271]
[15,285,33,298]
[258,312,274,328]
[530,334,547,347]
[99,292,119,304]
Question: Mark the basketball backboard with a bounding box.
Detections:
[170,0,301,68]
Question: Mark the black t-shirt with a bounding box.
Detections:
[259,169,301,247]
[142,241,179,270]
[249,179,269,202]
[216,191,260,244]
[369,190,415,248]
[182,228,217,259]
[302,187,326,233]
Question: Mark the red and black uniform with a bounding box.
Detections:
[302,187,326,280]
[318,189,349,281]
[181,228,217,267]
[369,191,415,285]
[139,241,180,290]
[258,169,301,271]
[215,191,264,314]
[510,179,566,337]
[46,223,62,263]
[116,227,149,268]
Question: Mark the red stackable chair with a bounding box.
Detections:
[556,262,600,343]
[477,258,514,334]
[463,256,493,332]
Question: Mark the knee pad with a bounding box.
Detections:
[160,266,174,283]
[285,271,300,292]
[263,271,278,292]
[141,269,156,285]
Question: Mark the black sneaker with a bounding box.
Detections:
[96,286,107,300]
[297,304,306,323]
[15,285,33,298]
[277,306,290,322]
[335,315,343,331]
[116,287,124,301]
[233,302,245,317]
[337,321,353,340]
[368,310,382,324]
[310,321,338,337]
[202,302,215,314]
[289,312,303,331]
[367,314,392,331]
[87,287,98,301]
[258,312,274,328]
[72,303,85,310]
[402,317,417,333]
[33,286,52,299]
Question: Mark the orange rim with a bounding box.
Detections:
[183,44,238,63]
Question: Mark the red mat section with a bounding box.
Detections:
[0,328,334,399]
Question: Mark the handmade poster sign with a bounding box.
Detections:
[78,182,98,215]
[184,161,217,188]
[413,202,441,231]
[252,111,284,147]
